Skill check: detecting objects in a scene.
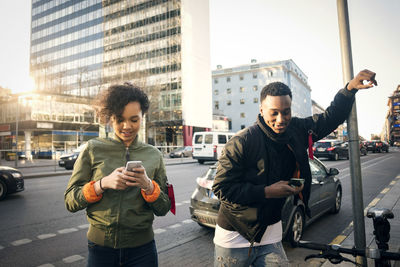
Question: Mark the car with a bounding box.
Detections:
[58,143,87,170]
[192,131,235,164]
[313,139,349,161]
[0,166,25,200]
[189,157,342,247]
[343,141,367,156]
[365,140,389,153]
[169,146,193,158]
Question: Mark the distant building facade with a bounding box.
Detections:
[312,99,325,115]
[212,59,312,133]
[29,0,212,147]
[386,85,400,145]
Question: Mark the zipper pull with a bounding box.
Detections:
[308,130,314,160]
[125,147,130,163]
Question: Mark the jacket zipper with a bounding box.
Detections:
[117,146,130,246]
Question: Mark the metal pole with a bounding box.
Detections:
[337,1,366,266]
[14,99,19,168]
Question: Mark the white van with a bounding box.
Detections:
[192,131,235,164]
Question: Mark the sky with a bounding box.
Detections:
[0,0,399,139]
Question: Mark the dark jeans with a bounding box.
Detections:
[87,239,158,267]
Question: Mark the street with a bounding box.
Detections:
[1,149,399,267]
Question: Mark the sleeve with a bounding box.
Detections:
[64,143,94,213]
[212,135,266,205]
[146,154,171,216]
[301,87,357,143]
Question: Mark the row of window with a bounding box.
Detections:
[214,98,259,109]
[214,86,258,95]
[213,71,274,84]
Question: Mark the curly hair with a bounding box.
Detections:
[97,84,149,121]
[260,82,292,102]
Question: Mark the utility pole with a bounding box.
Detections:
[14,99,19,168]
[337,1,366,266]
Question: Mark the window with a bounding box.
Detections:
[218,135,227,144]
[240,99,245,104]
[239,75,244,80]
[240,87,245,93]
[214,101,219,110]
[195,135,203,144]
[240,113,245,118]
[227,100,231,106]
[205,134,213,144]
[253,85,258,91]
[214,89,218,95]
[253,98,258,103]
[227,77,231,82]
[214,78,218,84]
[227,88,231,94]
[253,73,257,79]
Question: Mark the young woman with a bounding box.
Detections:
[64,84,171,267]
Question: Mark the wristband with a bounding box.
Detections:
[99,178,105,191]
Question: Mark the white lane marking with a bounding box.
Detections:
[11,239,32,246]
[154,228,166,234]
[62,255,85,263]
[339,156,395,180]
[78,224,90,229]
[182,219,194,224]
[176,203,183,206]
[182,200,190,204]
[168,224,181,229]
[37,233,57,240]
[58,228,78,234]
[0,245,4,250]
[37,264,55,267]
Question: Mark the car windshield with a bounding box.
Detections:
[204,167,217,181]
[315,142,332,148]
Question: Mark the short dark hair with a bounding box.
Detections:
[260,82,292,102]
[97,84,149,121]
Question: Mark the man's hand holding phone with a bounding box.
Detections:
[264,178,304,198]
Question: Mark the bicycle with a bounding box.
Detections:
[296,207,400,266]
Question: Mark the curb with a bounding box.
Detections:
[319,174,400,266]
[23,160,198,179]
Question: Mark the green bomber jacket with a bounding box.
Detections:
[64,135,171,248]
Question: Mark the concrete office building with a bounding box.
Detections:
[29,0,212,147]
[212,59,312,133]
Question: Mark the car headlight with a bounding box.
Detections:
[11,172,22,178]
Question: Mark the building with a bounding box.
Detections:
[312,99,325,115]
[386,85,400,145]
[0,92,99,160]
[212,59,312,132]
[29,0,211,147]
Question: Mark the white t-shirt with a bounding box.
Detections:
[213,221,282,248]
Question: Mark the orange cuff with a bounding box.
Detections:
[141,180,160,203]
[83,181,103,203]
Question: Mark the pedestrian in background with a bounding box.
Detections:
[64,84,171,267]
[212,70,377,266]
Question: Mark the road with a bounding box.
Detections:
[0,149,399,267]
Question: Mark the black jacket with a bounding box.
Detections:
[212,87,356,243]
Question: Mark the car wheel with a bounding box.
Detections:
[386,149,389,153]
[332,153,339,161]
[198,160,205,164]
[363,150,367,156]
[65,164,73,170]
[180,153,184,158]
[0,180,7,201]
[331,187,342,214]
[287,207,305,247]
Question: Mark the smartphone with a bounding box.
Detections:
[125,161,143,172]
[288,178,305,187]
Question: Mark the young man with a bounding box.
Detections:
[212,69,377,267]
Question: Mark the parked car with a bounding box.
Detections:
[0,166,24,200]
[313,139,349,161]
[58,143,87,170]
[189,157,342,247]
[365,140,389,153]
[169,146,193,158]
[192,131,235,164]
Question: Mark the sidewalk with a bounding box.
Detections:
[0,156,198,178]
[321,174,400,266]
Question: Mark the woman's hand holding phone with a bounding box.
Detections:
[123,161,154,194]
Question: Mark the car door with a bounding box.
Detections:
[312,159,336,212]
[308,160,326,217]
